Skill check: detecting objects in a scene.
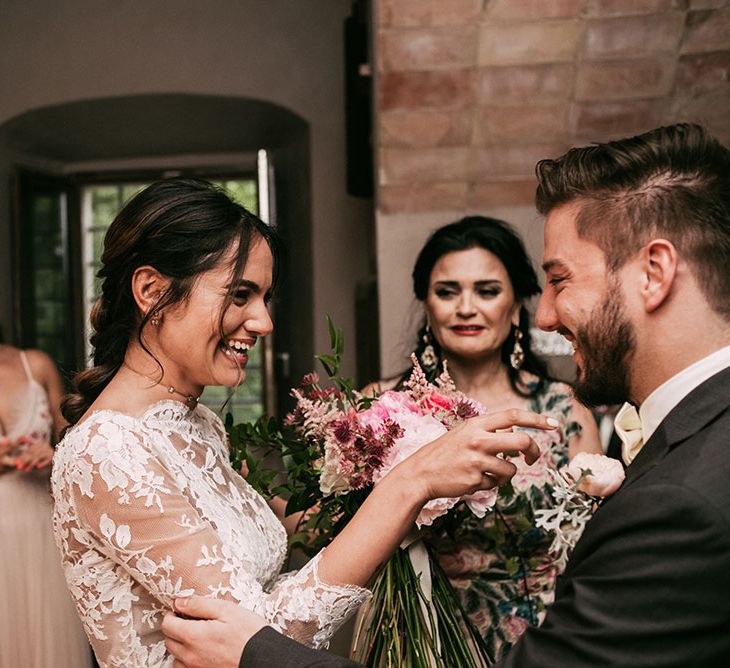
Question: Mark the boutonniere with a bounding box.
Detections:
[535,453,625,570]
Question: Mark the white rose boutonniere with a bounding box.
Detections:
[535,453,625,570]
[565,452,626,498]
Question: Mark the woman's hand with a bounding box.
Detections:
[389,409,557,505]
[11,436,54,472]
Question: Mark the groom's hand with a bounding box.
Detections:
[162,596,268,668]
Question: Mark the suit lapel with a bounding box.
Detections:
[620,365,730,491]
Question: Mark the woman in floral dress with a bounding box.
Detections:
[369,217,602,662]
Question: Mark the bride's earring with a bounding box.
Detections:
[150,310,162,326]
[420,325,438,372]
[510,327,524,370]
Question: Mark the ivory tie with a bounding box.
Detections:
[614,402,644,465]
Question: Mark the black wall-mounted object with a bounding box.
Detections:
[344,0,373,198]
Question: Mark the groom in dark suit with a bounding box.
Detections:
[162,123,730,667]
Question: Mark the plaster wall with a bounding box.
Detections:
[0,0,373,375]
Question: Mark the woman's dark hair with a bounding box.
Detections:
[410,215,548,397]
[62,177,280,425]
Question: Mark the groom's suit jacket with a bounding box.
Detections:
[240,367,730,668]
[501,365,730,667]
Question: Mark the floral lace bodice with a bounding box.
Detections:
[51,401,369,668]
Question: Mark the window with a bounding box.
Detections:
[12,173,79,377]
[80,178,265,423]
[30,192,72,365]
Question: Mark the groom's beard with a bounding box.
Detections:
[573,278,636,408]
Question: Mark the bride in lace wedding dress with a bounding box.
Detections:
[51,178,546,668]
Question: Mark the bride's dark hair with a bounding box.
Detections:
[62,177,280,426]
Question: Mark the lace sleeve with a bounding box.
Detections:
[265,551,370,648]
[59,416,368,650]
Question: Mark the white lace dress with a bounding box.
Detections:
[51,400,369,668]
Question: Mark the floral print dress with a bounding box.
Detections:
[429,380,581,663]
[51,401,369,668]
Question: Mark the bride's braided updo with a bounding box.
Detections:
[62,178,279,426]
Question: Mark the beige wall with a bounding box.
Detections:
[374,0,730,375]
[0,0,373,376]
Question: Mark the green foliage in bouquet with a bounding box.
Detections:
[226,414,284,499]
[227,317,373,556]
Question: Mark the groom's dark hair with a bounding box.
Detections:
[535,123,730,319]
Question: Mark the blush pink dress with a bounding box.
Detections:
[0,350,92,668]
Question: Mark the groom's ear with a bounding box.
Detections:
[639,239,678,313]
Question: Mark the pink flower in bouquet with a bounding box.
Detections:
[316,399,408,495]
[415,493,461,527]
[367,396,497,527]
[564,452,625,497]
[358,390,420,431]
[332,415,356,445]
[286,360,497,527]
[370,407,447,478]
[420,391,454,413]
[343,423,403,491]
[305,387,337,401]
[462,488,498,521]
[300,372,319,386]
[454,398,482,420]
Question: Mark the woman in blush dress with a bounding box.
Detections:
[0,340,92,668]
[51,179,551,668]
[365,217,602,662]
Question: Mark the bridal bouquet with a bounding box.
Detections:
[228,319,495,667]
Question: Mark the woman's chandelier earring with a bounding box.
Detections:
[510,327,525,370]
[420,325,438,372]
[150,310,162,327]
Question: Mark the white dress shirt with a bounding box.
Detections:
[615,345,730,463]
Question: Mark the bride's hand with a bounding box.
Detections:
[389,409,556,503]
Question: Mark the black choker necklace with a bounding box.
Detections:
[123,364,200,407]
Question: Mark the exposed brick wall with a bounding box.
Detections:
[373,0,729,375]
[375,0,730,215]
